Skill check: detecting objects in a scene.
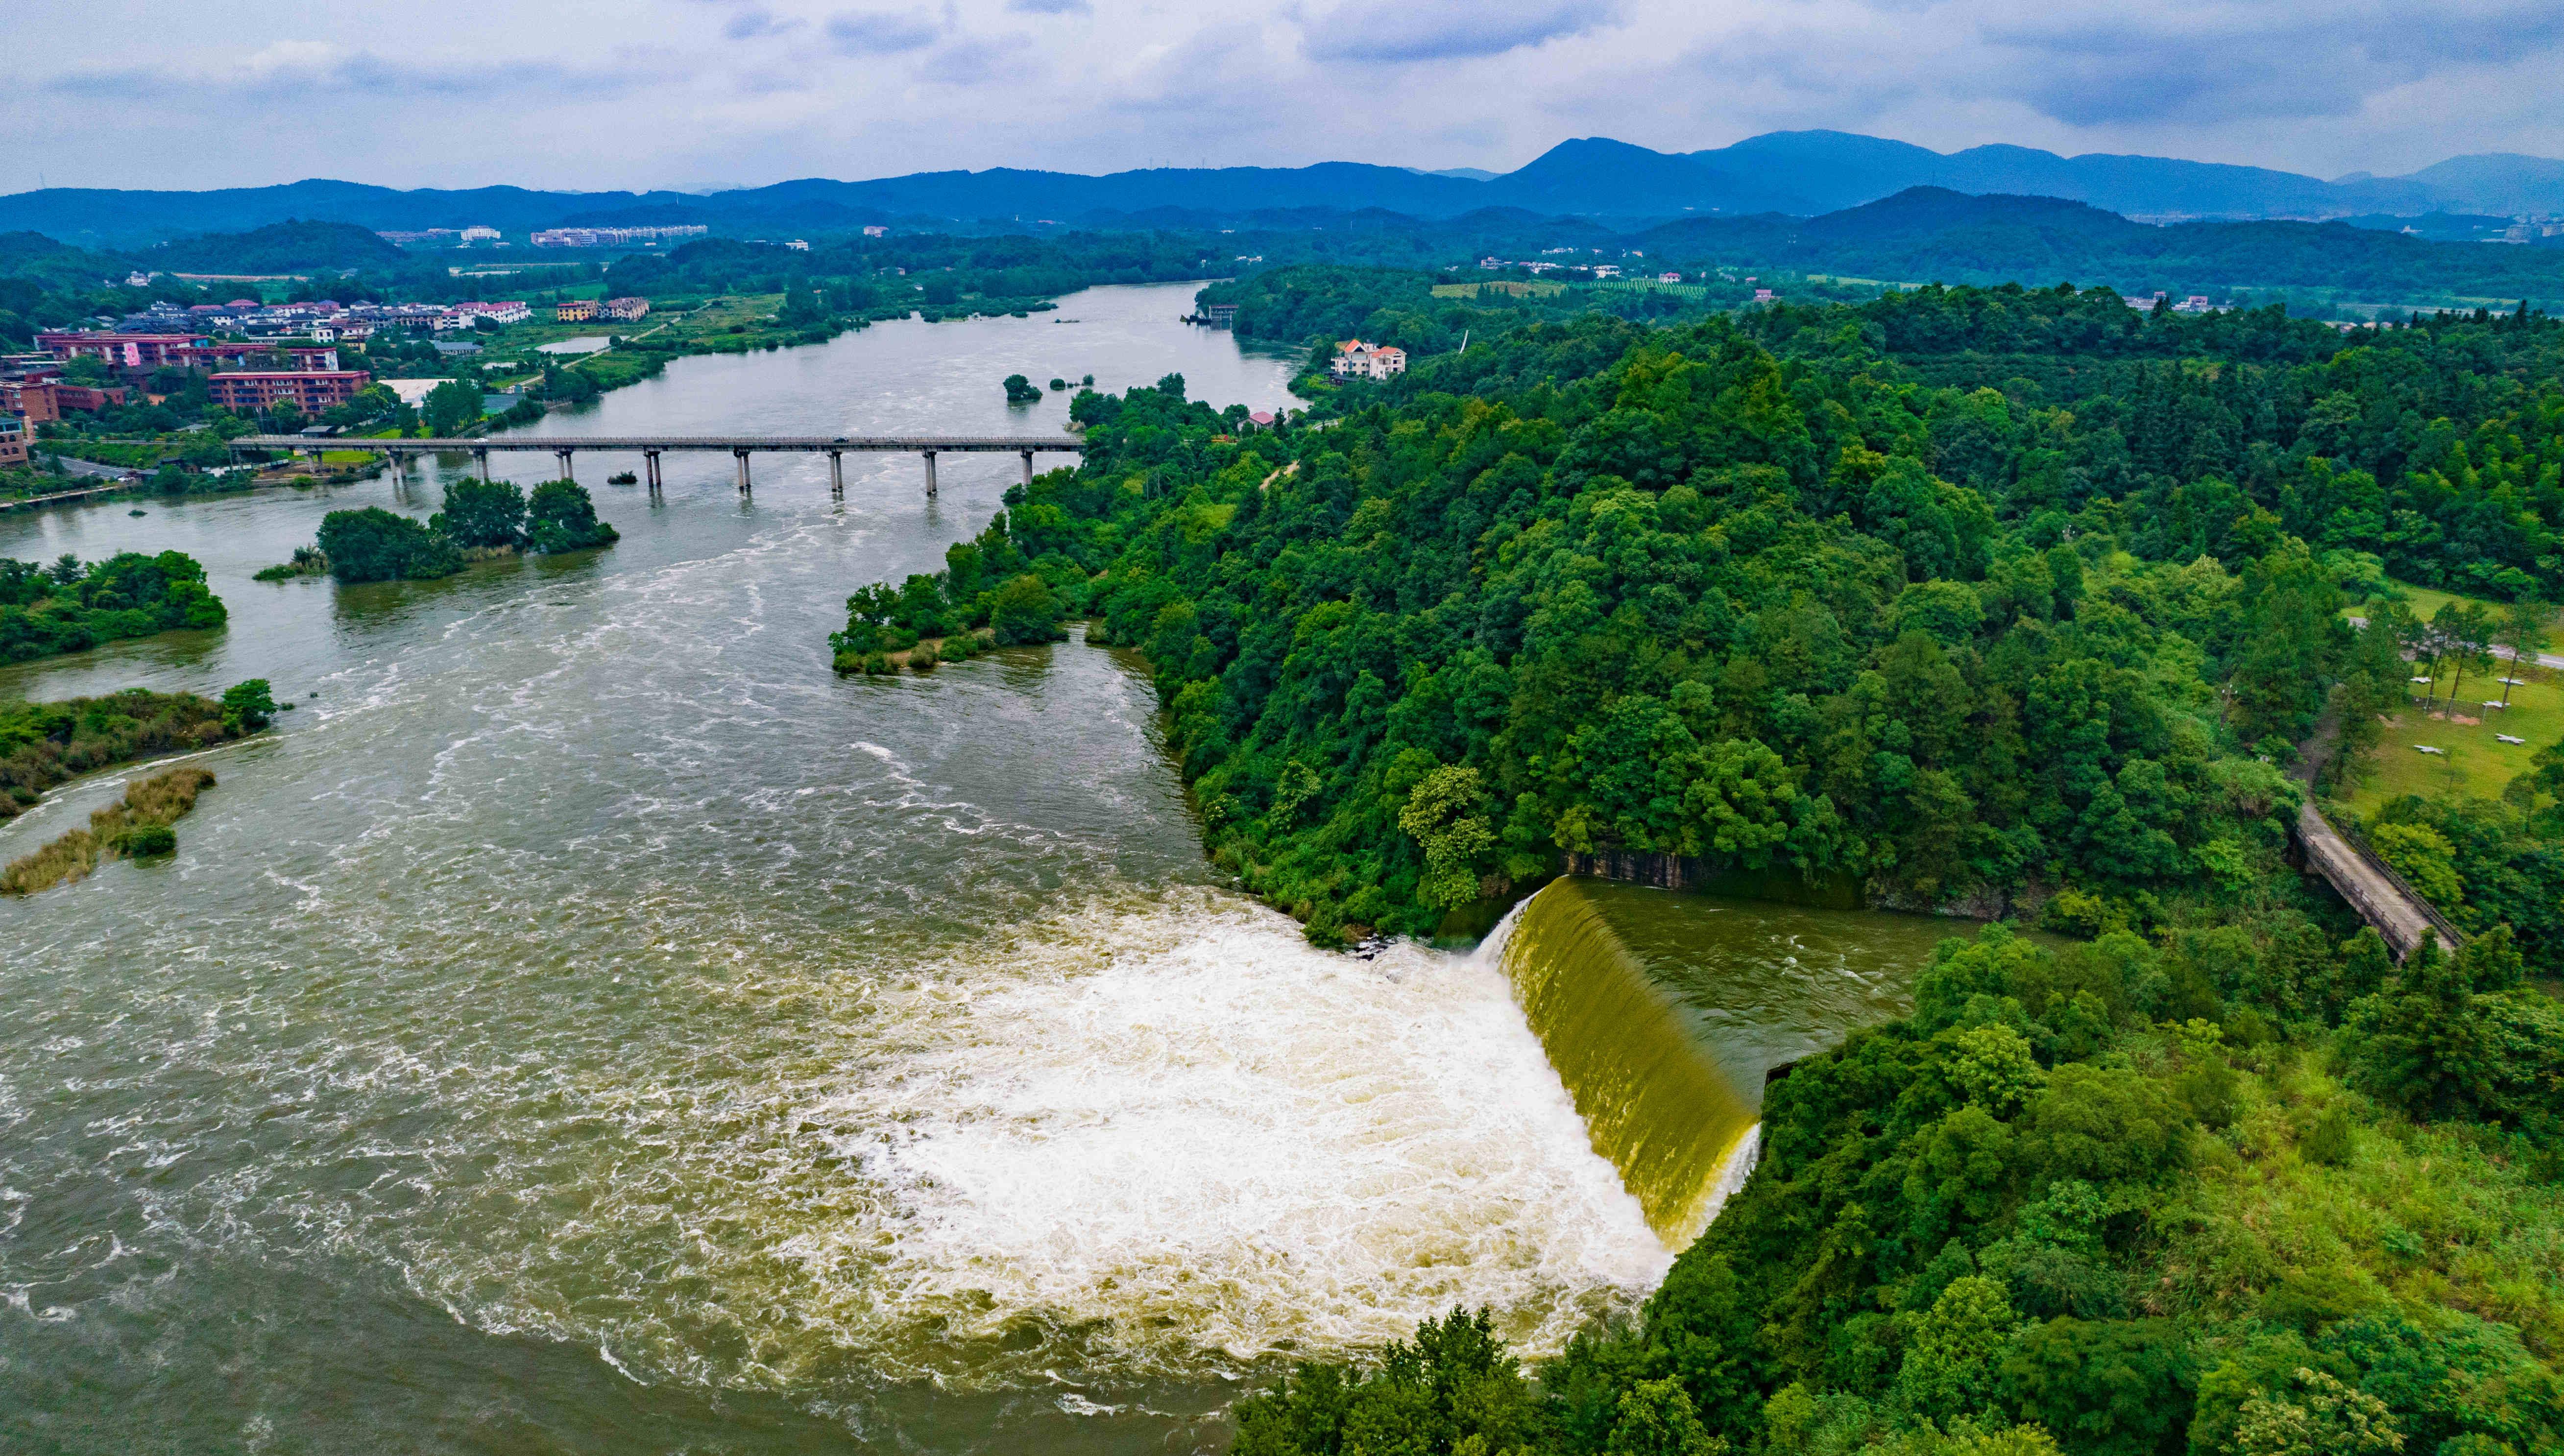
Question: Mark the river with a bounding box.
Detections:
[0,282,2000,1455]
[0,284,1676,1454]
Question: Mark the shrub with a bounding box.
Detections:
[114,823,175,857]
[316,508,463,582]
[430,477,528,549]
[990,573,1064,644]
[526,479,619,554]
[219,679,275,734]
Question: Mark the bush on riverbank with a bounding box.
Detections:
[0,684,268,821]
[430,477,528,549]
[307,480,616,584]
[252,545,329,582]
[316,507,462,582]
[1,764,216,894]
[0,549,227,664]
[527,479,619,553]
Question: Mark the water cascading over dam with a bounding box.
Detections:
[1491,877,1983,1248]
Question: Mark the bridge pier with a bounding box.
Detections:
[555,448,574,482]
[922,450,937,498]
[1020,450,1034,485]
[828,450,844,501]
[644,449,662,498]
[734,448,752,495]
[473,448,491,482]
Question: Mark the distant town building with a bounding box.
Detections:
[0,413,25,468]
[529,225,708,248]
[460,226,502,242]
[434,301,531,330]
[206,371,373,413]
[37,331,208,368]
[555,299,601,323]
[1754,288,1775,302]
[0,380,128,420]
[1330,339,1407,380]
[1593,264,1621,279]
[862,226,889,238]
[601,296,651,321]
[170,343,340,372]
[785,239,810,251]
[1659,272,1682,284]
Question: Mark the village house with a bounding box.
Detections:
[1330,339,1408,380]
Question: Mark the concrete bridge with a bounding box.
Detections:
[2287,715,2467,961]
[2297,802,2467,959]
[229,434,1086,500]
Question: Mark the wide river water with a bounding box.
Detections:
[0,282,1993,1454]
[0,285,1679,1454]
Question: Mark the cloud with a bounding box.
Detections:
[1007,0,1091,13]
[723,8,804,39]
[1971,0,2564,127]
[1301,0,1619,64]
[824,8,943,54]
[47,41,664,103]
[919,35,1038,85]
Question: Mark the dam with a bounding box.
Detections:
[1493,877,1987,1246]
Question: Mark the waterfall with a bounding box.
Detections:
[1484,881,1765,1249]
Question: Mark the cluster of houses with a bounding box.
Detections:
[8,327,377,424]
[551,298,650,323]
[1476,254,1686,284]
[1,282,673,458]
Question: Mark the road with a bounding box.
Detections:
[2344,614,2564,671]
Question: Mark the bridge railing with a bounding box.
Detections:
[2319,802,2470,949]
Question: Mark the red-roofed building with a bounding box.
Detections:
[1330,339,1407,380]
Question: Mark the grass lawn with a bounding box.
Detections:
[2340,656,2560,814]
[2343,578,2502,625]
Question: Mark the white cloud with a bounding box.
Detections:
[1301,0,1622,63]
[1,0,2561,193]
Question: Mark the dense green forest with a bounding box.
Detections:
[828,292,2535,946]
[1232,918,2563,1456]
[0,551,226,664]
[823,275,2564,1456]
[1628,190,2564,314]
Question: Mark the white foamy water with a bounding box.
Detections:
[808,899,1668,1371]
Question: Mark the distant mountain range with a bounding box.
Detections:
[3,132,2560,249]
[1625,189,2564,308]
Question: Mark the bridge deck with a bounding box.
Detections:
[234,435,1083,453]
[2298,802,2463,959]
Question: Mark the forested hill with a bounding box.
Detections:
[1630,190,2564,310]
[826,280,2564,1456]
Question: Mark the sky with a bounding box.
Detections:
[8,0,2564,194]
